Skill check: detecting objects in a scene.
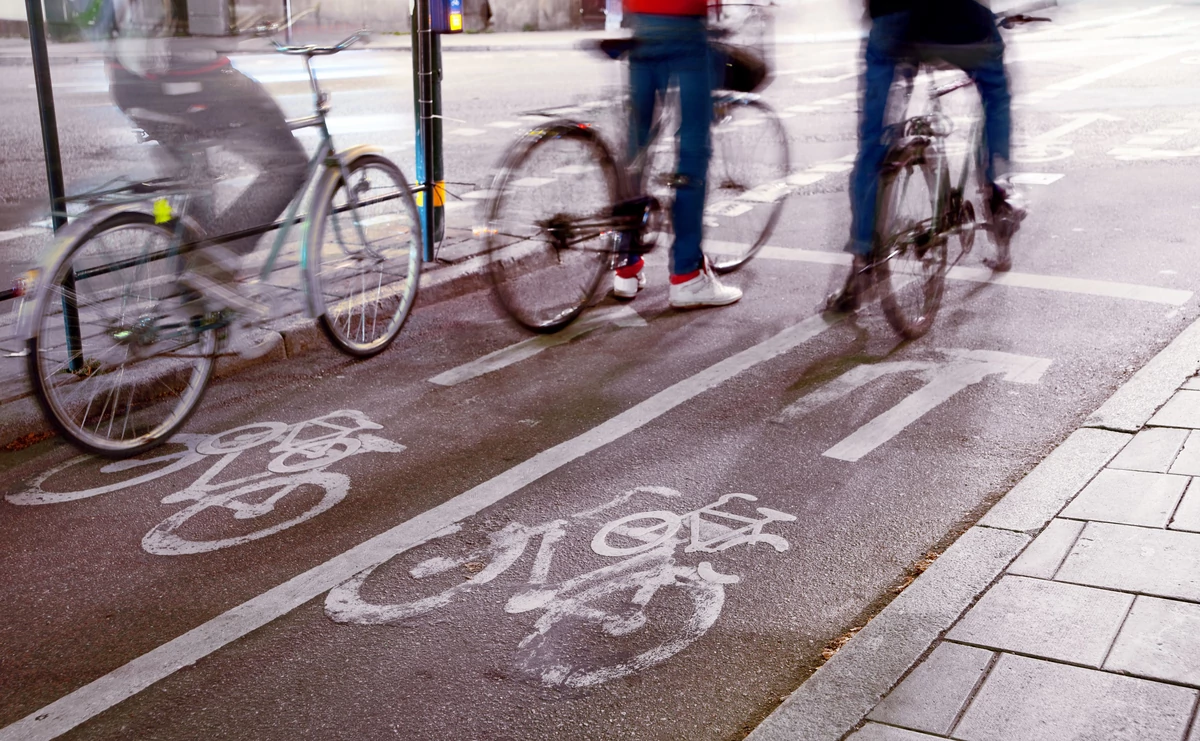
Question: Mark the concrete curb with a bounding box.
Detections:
[0,249,494,450]
[745,309,1200,740]
[1083,314,1200,432]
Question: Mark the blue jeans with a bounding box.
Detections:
[848,11,1011,257]
[627,13,712,276]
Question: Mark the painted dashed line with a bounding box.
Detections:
[0,227,44,244]
[1108,115,1200,160]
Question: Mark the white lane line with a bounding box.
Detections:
[1045,41,1200,92]
[757,246,1194,306]
[0,227,44,244]
[1008,173,1064,186]
[0,311,840,741]
[428,305,647,387]
[450,128,488,137]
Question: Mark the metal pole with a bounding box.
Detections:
[26,0,83,371]
[412,0,442,262]
[25,0,67,233]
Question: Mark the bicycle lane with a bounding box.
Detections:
[4,216,1198,741]
[7,7,1200,733]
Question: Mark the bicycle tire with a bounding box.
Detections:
[306,153,422,358]
[514,560,724,689]
[876,153,948,340]
[27,212,216,458]
[142,469,350,556]
[484,122,620,334]
[703,96,790,273]
[325,523,537,624]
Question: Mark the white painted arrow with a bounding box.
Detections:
[774,349,1051,462]
[429,305,647,387]
[822,350,1052,462]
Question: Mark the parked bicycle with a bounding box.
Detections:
[15,31,423,458]
[861,10,1050,340]
[479,7,789,334]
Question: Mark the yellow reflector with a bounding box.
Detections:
[449,12,462,31]
[415,181,447,208]
[153,198,173,224]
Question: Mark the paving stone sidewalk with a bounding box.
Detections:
[844,381,1200,741]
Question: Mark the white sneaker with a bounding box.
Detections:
[613,270,647,300]
[668,264,742,309]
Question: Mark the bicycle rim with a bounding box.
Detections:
[877,161,947,340]
[702,98,789,273]
[485,125,618,333]
[28,212,215,457]
[311,154,422,357]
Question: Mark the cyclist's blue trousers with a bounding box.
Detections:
[627,13,713,277]
[849,11,1011,257]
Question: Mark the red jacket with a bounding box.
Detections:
[624,0,707,16]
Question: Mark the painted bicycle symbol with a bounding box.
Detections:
[9,410,405,555]
[326,487,796,688]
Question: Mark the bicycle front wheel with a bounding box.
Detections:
[876,157,948,340]
[702,97,790,273]
[27,212,216,458]
[484,123,620,333]
[306,154,422,358]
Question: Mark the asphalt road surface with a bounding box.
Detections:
[3,1,1200,739]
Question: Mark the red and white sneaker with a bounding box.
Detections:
[668,262,742,309]
[613,258,646,300]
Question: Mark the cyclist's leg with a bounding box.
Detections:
[198,68,308,259]
[959,33,1011,189]
[669,18,712,280]
[619,19,670,284]
[849,11,911,260]
[831,11,910,312]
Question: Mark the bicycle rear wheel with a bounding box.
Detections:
[307,153,422,358]
[484,123,620,333]
[876,156,948,340]
[702,96,790,273]
[27,212,216,457]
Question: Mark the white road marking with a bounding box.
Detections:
[0,227,44,243]
[1008,173,1064,186]
[815,350,1052,462]
[509,177,556,188]
[450,128,487,137]
[1045,41,1200,93]
[787,172,828,187]
[790,71,858,85]
[0,311,841,741]
[552,164,599,175]
[809,162,854,173]
[487,121,523,128]
[757,246,1194,306]
[428,305,647,387]
[1033,113,1122,144]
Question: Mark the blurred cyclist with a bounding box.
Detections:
[830,0,1022,312]
[98,0,307,316]
[613,0,743,308]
